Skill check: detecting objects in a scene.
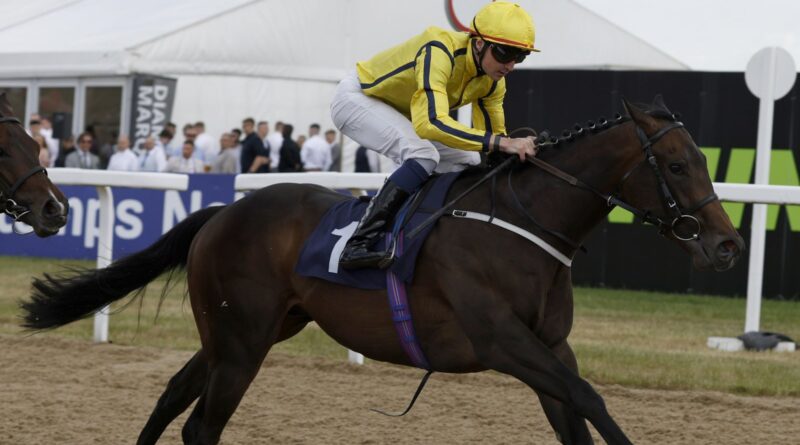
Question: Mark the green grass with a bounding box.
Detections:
[2,257,798,396]
[569,287,800,396]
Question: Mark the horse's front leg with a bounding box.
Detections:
[448,290,631,445]
[535,340,595,444]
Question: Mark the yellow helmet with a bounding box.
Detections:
[470,1,538,52]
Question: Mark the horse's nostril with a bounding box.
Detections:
[718,239,739,259]
[42,198,64,218]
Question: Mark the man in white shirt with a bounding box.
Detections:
[166,140,206,173]
[301,124,332,172]
[107,135,139,171]
[164,122,181,157]
[39,117,59,167]
[193,121,218,168]
[27,114,58,167]
[257,121,269,146]
[138,136,168,172]
[257,120,272,170]
[266,121,284,172]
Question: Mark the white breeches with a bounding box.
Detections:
[330,71,480,174]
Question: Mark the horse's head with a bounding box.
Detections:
[0,93,68,236]
[617,96,744,271]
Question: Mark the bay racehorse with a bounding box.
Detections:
[22,97,744,444]
[0,92,68,236]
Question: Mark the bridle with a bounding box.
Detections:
[511,118,719,251]
[612,120,718,241]
[0,116,49,223]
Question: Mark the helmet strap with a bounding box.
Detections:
[472,38,488,75]
[471,18,489,76]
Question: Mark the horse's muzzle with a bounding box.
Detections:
[711,236,745,271]
[31,197,69,236]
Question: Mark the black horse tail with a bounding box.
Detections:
[20,205,226,331]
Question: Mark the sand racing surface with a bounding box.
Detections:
[1,334,798,444]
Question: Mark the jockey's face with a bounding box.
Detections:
[476,40,519,82]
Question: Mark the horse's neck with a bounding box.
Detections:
[512,122,643,248]
[558,122,643,192]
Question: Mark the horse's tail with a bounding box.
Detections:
[20,205,226,331]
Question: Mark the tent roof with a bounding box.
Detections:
[0,0,693,81]
[2,0,795,79]
[575,0,800,72]
[0,0,254,52]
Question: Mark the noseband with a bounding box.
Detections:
[0,116,48,222]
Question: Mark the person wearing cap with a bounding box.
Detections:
[331,1,539,269]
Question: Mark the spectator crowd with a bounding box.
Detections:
[25,114,345,175]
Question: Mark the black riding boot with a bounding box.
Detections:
[339,180,410,270]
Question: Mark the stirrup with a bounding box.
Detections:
[377,237,398,268]
[339,238,397,270]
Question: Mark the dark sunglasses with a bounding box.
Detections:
[490,43,529,64]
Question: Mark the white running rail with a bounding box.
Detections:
[48,168,189,343]
[44,170,800,355]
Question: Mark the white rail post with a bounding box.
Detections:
[47,169,190,343]
[93,186,113,343]
[742,47,796,333]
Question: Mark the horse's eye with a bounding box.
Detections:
[669,163,685,175]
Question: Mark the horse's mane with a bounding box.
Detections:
[458,98,681,178]
[536,101,679,151]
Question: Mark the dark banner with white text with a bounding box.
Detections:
[129,74,177,152]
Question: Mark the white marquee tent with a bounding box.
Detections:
[0,0,797,169]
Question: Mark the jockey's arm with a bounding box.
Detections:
[471,80,507,136]
[410,43,492,152]
[471,84,534,160]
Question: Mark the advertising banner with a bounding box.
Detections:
[129,74,177,152]
[0,174,235,261]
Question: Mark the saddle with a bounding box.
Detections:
[295,171,463,290]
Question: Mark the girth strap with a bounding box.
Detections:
[449,209,573,267]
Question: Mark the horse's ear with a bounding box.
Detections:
[653,94,669,112]
[622,99,649,125]
[0,92,13,117]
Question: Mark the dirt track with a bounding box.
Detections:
[1,334,798,444]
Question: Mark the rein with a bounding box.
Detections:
[406,155,517,239]
[521,120,718,244]
[0,116,48,226]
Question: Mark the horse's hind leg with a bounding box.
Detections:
[535,341,594,445]
[184,287,291,445]
[137,350,208,445]
[449,294,631,445]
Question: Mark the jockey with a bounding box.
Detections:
[331,1,539,269]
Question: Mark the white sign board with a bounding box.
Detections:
[745,47,796,100]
